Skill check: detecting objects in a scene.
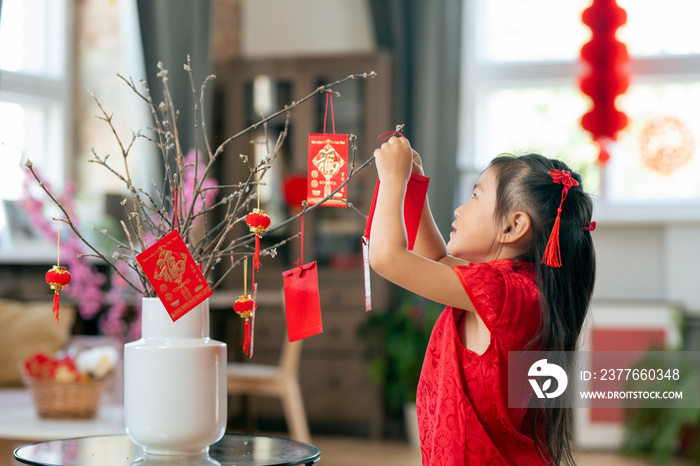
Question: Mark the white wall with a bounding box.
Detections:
[241,0,375,57]
[665,225,700,312]
[593,221,700,314]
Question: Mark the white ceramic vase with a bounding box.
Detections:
[124,297,227,455]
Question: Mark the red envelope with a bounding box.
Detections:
[307,133,349,207]
[136,230,213,321]
[364,173,430,250]
[282,262,323,342]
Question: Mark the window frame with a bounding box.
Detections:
[457,0,700,223]
[0,0,74,200]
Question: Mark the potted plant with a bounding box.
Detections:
[359,290,441,444]
[622,313,700,464]
[25,59,377,454]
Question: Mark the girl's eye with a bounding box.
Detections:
[471,192,477,199]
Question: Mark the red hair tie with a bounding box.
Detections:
[583,221,596,231]
[542,169,579,268]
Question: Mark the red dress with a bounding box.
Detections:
[416,259,548,465]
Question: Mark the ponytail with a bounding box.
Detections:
[489,154,596,466]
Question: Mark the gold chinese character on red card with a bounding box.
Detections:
[137,230,213,321]
[307,133,349,207]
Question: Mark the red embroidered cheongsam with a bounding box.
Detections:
[416,259,548,465]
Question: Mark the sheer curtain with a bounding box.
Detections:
[370,0,462,237]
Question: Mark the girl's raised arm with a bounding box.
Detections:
[368,137,474,311]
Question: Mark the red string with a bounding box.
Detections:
[295,215,305,268]
[377,131,405,141]
[323,92,336,134]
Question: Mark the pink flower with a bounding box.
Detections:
[183,149,218,222]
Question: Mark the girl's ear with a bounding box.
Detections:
[501,211,531,244]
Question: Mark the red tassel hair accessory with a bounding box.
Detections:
[542,169,579,268]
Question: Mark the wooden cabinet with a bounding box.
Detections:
[214,53,394,437]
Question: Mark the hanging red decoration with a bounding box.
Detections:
[233,255,256,356]
[45,220,71,322]
[245,208,271,271]
[579,0,630,165]
[46,265,71,323]
[233,295,256,355]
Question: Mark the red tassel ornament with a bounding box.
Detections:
[45,265,71,322]
[233,295,256,355]
[245,208,270,271]
[542,169,579,268]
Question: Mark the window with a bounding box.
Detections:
[459,0,700,216]
[0,0,71,201]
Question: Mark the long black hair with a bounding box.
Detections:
[488,154,596,466]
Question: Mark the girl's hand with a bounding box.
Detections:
[412,149,425,176]
[373,136,413,184]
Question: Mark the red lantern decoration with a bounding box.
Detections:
[233,295,256,355]
[579,0,630,165]
[245,208,271,271]
[45,265,71,322]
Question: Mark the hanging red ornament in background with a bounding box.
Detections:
[579,0,630,165]
[282,174,307,212]
[45,220,71,322]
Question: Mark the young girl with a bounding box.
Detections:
[368,137,595,465]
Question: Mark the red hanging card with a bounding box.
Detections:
[307,133,349,207]
[136,230,213,322]
[282,262,323,342]
[364,173,430,250]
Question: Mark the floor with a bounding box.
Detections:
[309,435,692,466]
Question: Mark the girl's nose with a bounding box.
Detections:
[454,204,463,217]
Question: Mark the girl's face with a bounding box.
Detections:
[447,167,504,263]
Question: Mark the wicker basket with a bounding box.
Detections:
[25,378,106,419]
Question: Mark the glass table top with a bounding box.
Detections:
[14,434,321,466]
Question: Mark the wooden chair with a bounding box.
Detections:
[226,338,310,443]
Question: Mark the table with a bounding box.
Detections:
[0,404,125,441]
[13,434,321,466]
